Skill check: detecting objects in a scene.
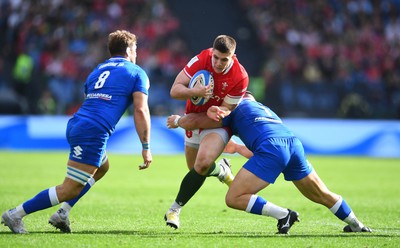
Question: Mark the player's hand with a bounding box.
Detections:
[207,106,227,121]
[139,149,152,170]
[191,80,213,99]
[167,115,181,129]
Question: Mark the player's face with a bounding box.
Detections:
[212,49,233,73]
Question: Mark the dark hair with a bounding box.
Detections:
[245,90,254,97]
[108,30,137,56]
[213,35,236,54]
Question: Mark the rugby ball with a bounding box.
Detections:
[188,70,214,106]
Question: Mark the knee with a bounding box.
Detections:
[194,157,214,175]
[225,191,236,209]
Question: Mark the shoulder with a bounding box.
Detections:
[232,56,248,79]
[199,48,212,57]
[126,63,148,77]
[185,48,212,76]
[193,48,212,64]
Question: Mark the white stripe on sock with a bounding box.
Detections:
[48,186,60,206]
[329,196,342,214]
[87,177,95,186]
[245,195,258,213]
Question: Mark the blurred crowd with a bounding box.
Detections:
[240,0,400,118]
[1,0,399,118]
[0,0,190,115]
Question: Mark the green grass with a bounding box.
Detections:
[0,152,399,247]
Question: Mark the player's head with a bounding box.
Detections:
[108,30,137,63]
[212,35,236,73]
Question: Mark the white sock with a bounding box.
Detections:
[60,202,72,215]
[12,204,27,218]
[262,202,288,220]
[171,201,182,210]
[344,212,364,231]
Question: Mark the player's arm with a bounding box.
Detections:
[132,91,152,169]
[224,139,253,159]
[167,114,254,158]
[170,70,212,100]
[208,75,248,121]
[207,99,239,122]
[167,112,222,130]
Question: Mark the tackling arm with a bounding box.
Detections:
[207,101,236,122]
[167,112,222,130]
[167,113,254,158]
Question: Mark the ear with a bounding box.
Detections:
[126,47,131,55]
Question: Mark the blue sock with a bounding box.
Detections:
[22,187,59,214]
[335,199,352,220]
[330,197,352,220]
[246,195,267,215]
[65,178,94,207]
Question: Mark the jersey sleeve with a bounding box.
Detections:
[224,76,248,105]
[132,67,150,95]
[183,49,209,78]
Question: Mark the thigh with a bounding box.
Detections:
[93,154,109,181]
[196,131,226,166]
[199,127,230,145]
[67,118,109,167]
[185,145,198,170]
[228,167,269,197]
[68,159,98,176]
[56,159,99,201]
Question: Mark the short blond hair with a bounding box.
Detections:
[108,30,137,56]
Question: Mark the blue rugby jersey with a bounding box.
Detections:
[222,99,294,151]
[74,57,149,134]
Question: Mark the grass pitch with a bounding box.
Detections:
[0,152,399,247]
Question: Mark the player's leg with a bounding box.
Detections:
[46,117,108,233]
[184,145,197,170]
[54,155,109,213]
[197,128,234,185]
[226,153,299,234]
[1,160,97,234]
[293,169,372,232]
[49,155,109,233]
[173,132,226,205]
[165,129,229,229]
[164,134,199,229]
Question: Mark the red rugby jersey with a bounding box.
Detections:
[183,48,248,114]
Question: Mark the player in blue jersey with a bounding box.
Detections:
[1,30,152,234]
[166,91,371,234]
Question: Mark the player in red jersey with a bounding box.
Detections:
[164,35,249,229]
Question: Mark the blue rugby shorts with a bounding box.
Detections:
[243,137,313,184]
[66,117,109,167]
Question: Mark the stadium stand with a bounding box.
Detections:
[0,0,399,118]
[238,0,400,118]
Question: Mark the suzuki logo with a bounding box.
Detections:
[73,145,83,159]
